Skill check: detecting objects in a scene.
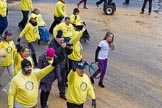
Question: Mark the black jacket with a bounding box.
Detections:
[48,38,73,69]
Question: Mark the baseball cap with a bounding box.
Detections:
[76,61,86,70]
[5,30,12,36]
[21,59,32,69]
[29,13,37,19]
[46,48,55,58]
[56,30,63,38]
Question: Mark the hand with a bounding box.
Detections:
[92,99,96,108]
[82,26,86,32]
[95,62,98,64]
[61,43,66,48]
[83,61,89,65]
[109,43,114,50]
[2,53,7,58]
[38,40,40,45]
[17,38,21,43]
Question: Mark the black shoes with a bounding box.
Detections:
[90,77,94,84]
[123,2,129,5]
[98,83,105,88]
[41,105,48,108]
[140,11,151,15]
[60,94,67,100]
[90,77,105,88]
[140,11,144,14]
[0,84,2,87]
[96,2,99,7]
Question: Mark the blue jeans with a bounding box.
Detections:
[0,15,8,34]
[38,26,49,42]
[28,42,35,54]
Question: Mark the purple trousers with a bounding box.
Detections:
[78,0,87,7]
[91,58,108,84]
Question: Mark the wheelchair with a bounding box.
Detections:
[103,0,116,15]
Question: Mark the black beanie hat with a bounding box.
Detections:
[73,8,80,13]
[21,59,32,69]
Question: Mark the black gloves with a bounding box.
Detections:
[92,99,96,108]
[16,44,22,52]
[17,38,21,43]
[38,40,40,45]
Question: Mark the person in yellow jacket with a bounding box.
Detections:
[0,30,16,91]
[70,8,90,41]
[65,26,85,85]
[18,0,33,29]
[31,8,49,43]
[66,61,96,108]
[49,0,66,34]
[17,14,40,67]
[0,0,8,39]
[53,17,76,43]
[14,45,33,76]
[8,57,62,108]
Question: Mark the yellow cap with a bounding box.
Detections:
[29,13,37,19]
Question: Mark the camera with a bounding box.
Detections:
[66,43,73,47]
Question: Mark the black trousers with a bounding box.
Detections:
[67,102,84,108]
[141,0,152,13]
[49,18,61,34]
[96,0,112,5]
[18,10,29,29]
[58,68,66,95]
[40,90,50,108]
[124,0,129,4]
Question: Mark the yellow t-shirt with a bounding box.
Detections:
[19,23,40,43]
[0,40,16,66]
[14,52,33,76]
[8,65,54,108]
[70,14,83,26]
[53,22,75,38]
[20,0,33,11]
[67,70,95,105]
[54,1,66,17]
[68,31,83,61]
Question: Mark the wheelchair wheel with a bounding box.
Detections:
[88,62,102,79]
[104,5,115,15]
